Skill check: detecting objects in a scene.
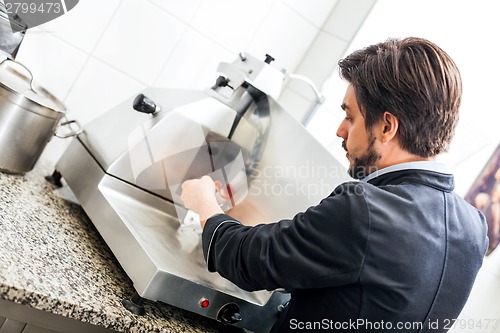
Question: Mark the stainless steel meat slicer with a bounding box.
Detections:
[50,52,350,332]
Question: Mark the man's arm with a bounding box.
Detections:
[198,184,371,292]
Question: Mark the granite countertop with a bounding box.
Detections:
[0,159,240,333]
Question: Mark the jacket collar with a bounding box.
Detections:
[361,161,455,192]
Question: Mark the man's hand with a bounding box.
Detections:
[180,176,224,227]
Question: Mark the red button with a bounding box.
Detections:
[199,298,209,308]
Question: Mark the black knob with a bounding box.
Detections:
[133,94,158,114]
[217,303,242,324]
[264,54,275,64]
[211,75,230,89]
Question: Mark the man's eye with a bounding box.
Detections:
[345,116,352,122]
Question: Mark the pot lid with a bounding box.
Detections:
[0,58,66,114]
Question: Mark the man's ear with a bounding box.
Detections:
[380,111,399,143]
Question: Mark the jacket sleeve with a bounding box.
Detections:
[201,182,371,292]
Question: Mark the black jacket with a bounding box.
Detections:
[202,169,488,332]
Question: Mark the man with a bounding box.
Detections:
[181,37,488,332]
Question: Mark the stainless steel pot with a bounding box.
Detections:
[0,57,79,173]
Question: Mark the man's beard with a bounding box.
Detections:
[343,134,381,180]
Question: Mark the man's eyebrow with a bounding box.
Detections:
[341,103,348,111]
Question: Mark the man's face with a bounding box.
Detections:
[336,84,381,179]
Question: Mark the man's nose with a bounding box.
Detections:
[336,121,347,139]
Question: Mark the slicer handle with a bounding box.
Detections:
[133,93,159,114]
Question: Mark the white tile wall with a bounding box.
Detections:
[153,28,234,90]
[277,88,313,121]
[15,30,88,101]
[285,31,348,94]
[306,75,348,161]
[278,0,376,122]
[35,0,123,53]
[323,0,377,41]
[281,0,338,29]
[93,0,187,85]
[246,1,319,71]
[190,0,277,54]
[63,57,146,125]
[148,0,204,23]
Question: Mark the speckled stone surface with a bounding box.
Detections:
[0,159,240,333]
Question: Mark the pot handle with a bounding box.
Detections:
[0,58,37,93]
[54,119,83,138]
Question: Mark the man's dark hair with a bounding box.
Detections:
[338,37,462,157]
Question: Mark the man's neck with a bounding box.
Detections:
[376,145,434,170]
[377,155,433,170]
